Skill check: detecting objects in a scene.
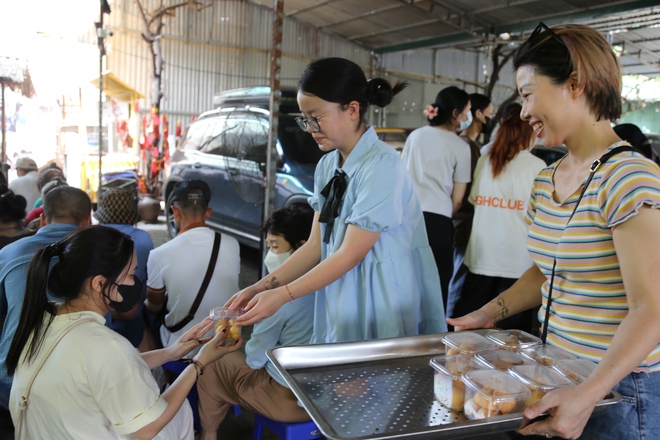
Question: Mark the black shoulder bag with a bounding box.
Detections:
[163,232,222,333]
[541,146,635,344]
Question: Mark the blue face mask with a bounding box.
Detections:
[458,110,473,132]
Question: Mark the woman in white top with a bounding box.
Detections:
[402,86,472,311]
[450,103,545,332]
[7,225,240,439]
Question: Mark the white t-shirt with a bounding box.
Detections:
[10,312,169,439]
[402,125,472,217]
[8,170,40,214]
[147,227,240,348]
[464,150,546,278]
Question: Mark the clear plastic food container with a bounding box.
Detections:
[552,359,598,384]
[485,330,541,352]
[209,307,245,342]
[442,331,497,356]
[429,355,491,410]
[462,370,530,419]
[476,349,536,371]
[508,364,574,406]
[519,345,576,367]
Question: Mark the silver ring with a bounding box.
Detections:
[545,434,552,439]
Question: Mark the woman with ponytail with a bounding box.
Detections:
[7,225,240,439]
[229,57,446,342]
[401,86,473,312]
[450,103,546,333]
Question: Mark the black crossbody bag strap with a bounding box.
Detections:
[541,146,635,344]
[165,232,221,333]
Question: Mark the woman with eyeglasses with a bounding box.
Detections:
[449,23,660,439]
[401,86,473,313]
[228,57,446,343]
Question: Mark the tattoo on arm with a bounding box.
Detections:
[263,276,280,290]
[497,297,509,320]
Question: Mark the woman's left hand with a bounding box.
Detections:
[167,317,215,360]
[235,288,289,326]
[518,383,602,439]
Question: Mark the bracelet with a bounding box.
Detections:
[183,359,205,379]
[285,284,295,303]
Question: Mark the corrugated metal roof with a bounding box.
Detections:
[249,0,660,76]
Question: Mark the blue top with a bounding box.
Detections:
[0,222,79,408]
[104,224,154,347]
[308,127,446,343]
[245,292,314,387]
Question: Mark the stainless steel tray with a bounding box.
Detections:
[267,331,621,439]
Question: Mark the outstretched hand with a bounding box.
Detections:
[225,285,259,311]
[194,328,243,367]
[445,309,494,332]
[167,317,215,360]
[234,288,289,327]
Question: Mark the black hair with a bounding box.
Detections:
[43,186,91,224]
[6,225,135,375]
[298,57,408,128]
[468,93,491,118]
[0,185,27,223]
[614,123,653,160]
[428,86,470,127]
[261,203,314,250]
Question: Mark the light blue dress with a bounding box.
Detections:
[308,127,446,343]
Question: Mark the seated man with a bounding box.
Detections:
[146,180,240,349]
[197,204,315,440]
[94,186,154,348]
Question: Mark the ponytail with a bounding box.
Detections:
[6,245,59,375]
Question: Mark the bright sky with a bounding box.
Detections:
[0,0,104,100]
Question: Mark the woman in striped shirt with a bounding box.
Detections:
[448,23,660,440]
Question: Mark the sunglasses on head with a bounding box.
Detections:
[526,22,567,48]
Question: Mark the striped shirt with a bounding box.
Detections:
[525,142,660,371]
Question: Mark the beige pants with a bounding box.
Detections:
[197,351,310,432]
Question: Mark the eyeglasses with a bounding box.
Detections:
[295,106,341,132]
[527,22,567,48]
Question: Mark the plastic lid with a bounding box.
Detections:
[429,355,490,380]
[519,345,575,367]
[476,349,535,371]
[486,330,541,349]
[442,332,497,355]
[462,369,531,403]
[210,306,245,321]
[509,365,574,391]
[552,359,597,383]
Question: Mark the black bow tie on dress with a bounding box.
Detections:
[319,169,348,244]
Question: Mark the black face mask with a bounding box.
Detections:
[109,278,143,313]
[481,116,495,135]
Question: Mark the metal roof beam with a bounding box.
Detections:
[320,4,404,29]
[286,0,335,17]
[349,18,440,41]
[375,0,660,53]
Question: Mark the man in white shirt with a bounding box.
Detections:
[8,157,39,214]
[145,180,240,348]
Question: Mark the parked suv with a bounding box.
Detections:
[164,86,325,247]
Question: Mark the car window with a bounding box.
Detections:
[182,119,213,151]
[204,112,269,164]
